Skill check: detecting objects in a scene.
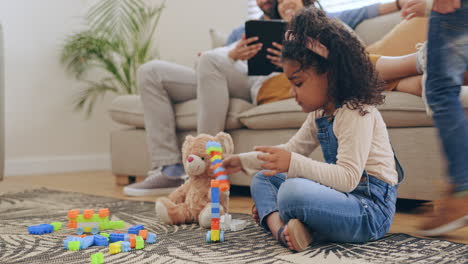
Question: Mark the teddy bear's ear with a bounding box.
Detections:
[182,135,195,156]
[214,132,234,154]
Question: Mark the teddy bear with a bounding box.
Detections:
[155,132,233,228]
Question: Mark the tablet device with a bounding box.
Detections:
[245,20,287,76]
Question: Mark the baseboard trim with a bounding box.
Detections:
[5,154,111,176]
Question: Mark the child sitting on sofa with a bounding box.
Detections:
[222,6,404,252]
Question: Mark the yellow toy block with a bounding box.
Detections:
[210,230,220,242]
[109,242,122,254]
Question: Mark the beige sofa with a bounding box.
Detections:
[109,13,468,201]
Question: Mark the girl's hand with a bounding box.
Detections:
[401,0,427,19]
[222,154,243,174]
[254,146,291,176]
[266,42,283,68]
[228,34,263,61]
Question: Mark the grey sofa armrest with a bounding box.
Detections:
[0,22,4,181]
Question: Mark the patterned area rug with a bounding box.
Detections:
[0,188,466,264]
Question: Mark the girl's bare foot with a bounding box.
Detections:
[282,219,313,252]
[252,204,260,225]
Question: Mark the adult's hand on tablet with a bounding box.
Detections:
[266,42,283,68]
[228,34,263,61]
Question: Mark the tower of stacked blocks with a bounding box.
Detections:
[205,141,230,242]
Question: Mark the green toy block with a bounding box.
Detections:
[107,221,125,229]
[90,252,104,264]
[135,236,144,250]
[50,222,62,231]
[68,241,81,251]
[99,233,110,240]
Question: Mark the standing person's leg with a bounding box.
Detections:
[123,60,197,197]
[420,1,468,236]
[197,50,253,135]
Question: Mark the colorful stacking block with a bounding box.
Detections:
[128,225,144,235]
[121,241,131,252]
[109,242,121,254]
[99,233,110,240]
[135,236,145,250]
[28,224,54,235]
[50,222,62,231]
[146,233,157,244]
[206,141,230,191]
[109,233,125,243]
[90,252,104,264]
[68,241,81,251]
[66,208,124,235]
[80,235,95,249]
[205,141,228,243]
[138,230,148,240]
[94,235,109,246]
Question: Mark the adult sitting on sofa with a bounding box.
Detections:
[122,0,412,197]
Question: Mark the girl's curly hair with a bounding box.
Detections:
[282,6,385,115]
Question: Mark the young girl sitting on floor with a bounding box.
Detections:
[222,6,404,252]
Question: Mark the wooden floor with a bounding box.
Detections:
[0,170,466,244]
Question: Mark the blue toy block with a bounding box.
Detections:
[128,225,145,235]
[216,175,229,181]
[211,188,220,203]
[212,213,220,218]
[123,234,129,242]
[80,236,94,249]
[211,207,220,214]
[28,224,54,235]
[213,167,225,174]
[39,224,54,233]
[109,233,125,243]
[93,235,109,246]
[121,241,131,252]
[146,233,157,244]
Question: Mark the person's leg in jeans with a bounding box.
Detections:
[420,0,468,236]
[124,60,197,196]
[250,172,391,251]
[197,50,255,135]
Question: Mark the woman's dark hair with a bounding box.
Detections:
[302,0,323,9]
[282,6,385,115]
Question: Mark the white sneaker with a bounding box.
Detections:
[123,168,185,197]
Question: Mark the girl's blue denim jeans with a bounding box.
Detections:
[251,172,397,243]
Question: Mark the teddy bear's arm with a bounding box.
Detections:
[168,182,188,203]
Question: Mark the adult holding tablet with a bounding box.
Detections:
[124,0,280,197]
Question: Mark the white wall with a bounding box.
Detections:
[0,0,245,176]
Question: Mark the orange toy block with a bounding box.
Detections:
[67,209,79,220]
[129,234,136,248]
[83,209,95,219]
[98,208,109,218]
[211,180,220,188]
[138,230,148,240]
[67,220,77,229]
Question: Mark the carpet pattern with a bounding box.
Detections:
[0,188,466,264]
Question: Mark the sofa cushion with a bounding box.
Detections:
[109,95,254,131]
[239,90,468,129]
